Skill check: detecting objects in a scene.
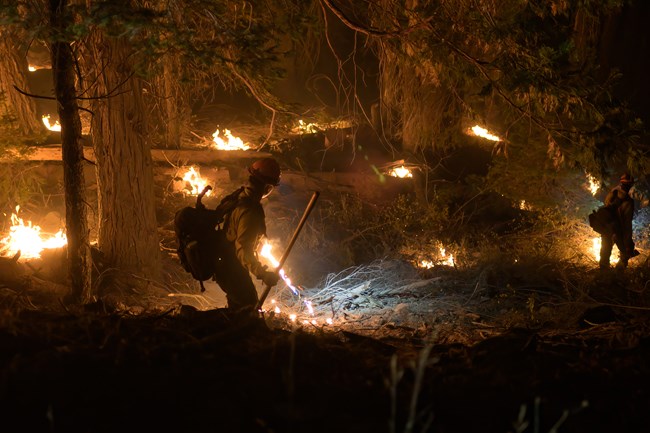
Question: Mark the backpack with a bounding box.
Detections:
[174,186,243,291]
[588,206,616,235]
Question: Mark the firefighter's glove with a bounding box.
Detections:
[261,270,280,287]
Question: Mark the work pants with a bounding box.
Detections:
[599,231,627,268]
[213,245,259,310]
[618,201,635,259]
[600,210,635,268]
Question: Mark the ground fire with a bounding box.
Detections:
[387,165,413,178]
[41,114,61,132]
[181,166,211,196]
[212,128,250,150]
[0,207,66,260]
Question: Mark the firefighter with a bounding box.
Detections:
[214,158,281,310]
[600,172,649,269]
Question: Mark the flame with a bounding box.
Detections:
[418,245,455,269]
[591,237,619,264]
[519,200,534,211]
[469,125,501,142]
[259,240,299,295]
[42,115,61,132]
[388,166,413,178]
[586,173,599,196]
[181,166,210,196]
[439,247,455,267]
[259,241,338,325]
[212,129,250,151]
[28,66,37,72]
[292,120,321,134]
[1,207,67,260]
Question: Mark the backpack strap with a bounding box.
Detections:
[213,187,245,227]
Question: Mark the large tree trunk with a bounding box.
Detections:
[49,0,92,303]
[0,30,41,134]
[87,34,160,282]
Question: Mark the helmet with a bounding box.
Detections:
[249,158,281,186]
[620,172,635,185]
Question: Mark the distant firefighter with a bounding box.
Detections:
[599,173,649,270]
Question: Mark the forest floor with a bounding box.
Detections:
[1,255,650,433]
[2,138,650,432]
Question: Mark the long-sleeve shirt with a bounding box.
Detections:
[224,187,267,279]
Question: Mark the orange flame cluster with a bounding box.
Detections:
[212,129,250,151]
[419,245,455,269]
[292,120,321,134]
[469,125,501,142]
[181,166,211,196]
[387,166,413,178]
[259,240,298,295]
[0,207,67,260]
[42,115,61,132]
[586,173,599,196]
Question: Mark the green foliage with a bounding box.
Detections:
[363,0,644,205]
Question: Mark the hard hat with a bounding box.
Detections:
[620,172,635,184]
[249,158,281,186]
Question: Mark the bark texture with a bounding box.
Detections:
[0,30,41,134]
[87,34,160,281]
[49,0,93,303]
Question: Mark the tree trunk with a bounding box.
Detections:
[49,0,93,303]
[87,34,160,282]
[162,58,183,149]
[0,30,41,134]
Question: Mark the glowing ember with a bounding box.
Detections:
[586,173,599,196]
[182,166,211,196]
[259,240,300,295]
[289,314,297,322]
[292,120,321,134]
[387,166,413,178]
[469,125,501,142]
[42,115,61,132]
[0,207,67,260]
[212,129,250,151]
[591,237,618,264]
